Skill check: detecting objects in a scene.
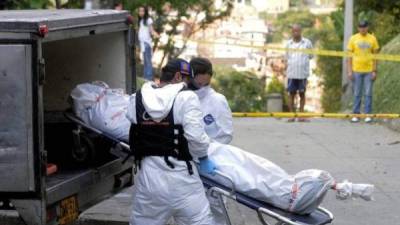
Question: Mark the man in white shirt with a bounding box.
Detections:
[285,24,313,122]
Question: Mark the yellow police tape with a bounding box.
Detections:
[179,38,400,62]
[232,112,400,119]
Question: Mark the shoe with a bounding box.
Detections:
[287,118,296,122]
[351,117,359,123]
[365,117,373,123]
[298,118,310,122]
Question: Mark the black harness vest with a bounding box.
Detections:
[129,89,193,175]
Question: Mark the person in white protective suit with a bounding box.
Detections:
[126,58,218,225]
[190,57,233,144]
[190,57,233,225]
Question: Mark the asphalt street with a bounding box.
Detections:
[79,118,400,225]
[2,118,399,225]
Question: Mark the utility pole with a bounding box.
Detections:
[84,0,93,9]
[341,0,353,110]
[84,0,102,9]
[55,0,61,8]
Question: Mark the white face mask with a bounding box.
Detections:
[195,85,211,99]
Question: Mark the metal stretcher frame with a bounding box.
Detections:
[65,112,131,151]
[65,112,334,225]
[202,174,334,225]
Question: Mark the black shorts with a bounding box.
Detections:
[287,79,307,93]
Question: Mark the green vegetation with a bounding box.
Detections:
[266,77,285,94]
[269,1,400,113]
[315,10,344,112]
[271,10,317,43]
[136,77,146,90]
[354,0,400,46]
[124,0,234,68]
[266,76,288,108]
[267,1,400,113]
[0,0,83,9]
[373,34,400,113]
[212,66,266,112]
[268,9,343,112]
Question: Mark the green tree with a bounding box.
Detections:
[212,66,266,112]
[2,0,50,9]
[353,1,400,46]
[2,0,84,9]
[315,0,400,112]
[314,10,344,112]
[123,0,234,67]
[271,10,317,42]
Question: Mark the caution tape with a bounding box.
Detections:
[232,112,400,119]
[177,38,400,62]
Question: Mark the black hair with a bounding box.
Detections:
[138,6,150,26]
[114,2,122,8]
[160,66,176,83]
[190,57,213,77]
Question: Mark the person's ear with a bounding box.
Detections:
[174,72,182,83]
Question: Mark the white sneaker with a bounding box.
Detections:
[365,117,373,123]
[351,117,359,123]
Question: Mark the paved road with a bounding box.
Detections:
[226,118,400,225]
[80,118,400,225]
[2,118,400,224]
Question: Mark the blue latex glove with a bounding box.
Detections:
[199,156,217,176]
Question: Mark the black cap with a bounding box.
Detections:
[358,20,369,28]
[162,58,194,78]
[190,57,213,76]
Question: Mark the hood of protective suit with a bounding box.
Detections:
[141,82,186,122]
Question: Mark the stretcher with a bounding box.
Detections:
[202,172,333,225]
[65,112,334,225]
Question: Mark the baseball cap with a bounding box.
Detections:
[162,58,194,78]
[358,20,369,28]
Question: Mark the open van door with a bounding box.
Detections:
[0,43,46,225]
[0,44,38,195]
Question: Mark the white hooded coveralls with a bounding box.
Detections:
[126,82,213,225]
[195,86,233,225]
[195,86,233,144]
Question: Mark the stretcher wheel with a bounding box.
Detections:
[71,132,96,164]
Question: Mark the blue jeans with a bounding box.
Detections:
[143,42,153,81]
[352,72,373,114]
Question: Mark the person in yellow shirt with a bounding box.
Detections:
[347,20,379,123]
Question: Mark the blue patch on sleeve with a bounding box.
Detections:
[203,114,215,125]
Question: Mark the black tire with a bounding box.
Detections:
[71,132,96,165]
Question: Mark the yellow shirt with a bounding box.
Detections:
[347,33,379,73]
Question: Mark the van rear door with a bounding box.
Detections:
[0,44,37,196]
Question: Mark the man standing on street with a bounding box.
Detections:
[285,24,313,122]
[347,20,379,123]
